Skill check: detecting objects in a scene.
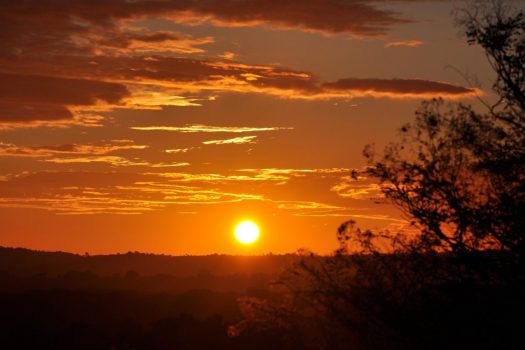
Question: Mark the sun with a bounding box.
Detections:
[234,221,260,244]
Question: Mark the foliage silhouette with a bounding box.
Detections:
[231,1,525,349]
[363,0,525,259]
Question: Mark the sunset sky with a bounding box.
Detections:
[0,0,497,255]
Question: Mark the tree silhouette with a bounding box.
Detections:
[363,0,525,261]
[232,2,525,349]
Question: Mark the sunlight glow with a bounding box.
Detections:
[234,221,260,244]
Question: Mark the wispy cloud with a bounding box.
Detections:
[385,40,424,47]
[131,125,292,133]
[237,168,351,182]
[165,148,192,154]
[0,171,266,215]
[323,78,479,99]
[151,172,284,183]
[331,176,384,200]
[203,136,257,145]
[0,166,348,214]
[96,30,215,55]
[276,201,343,210]
[42,156,189,168]
[218,51,237,60]
[0,168,403,229]
[151,168,351,185]
[0,140,147,157]
[273,200,403,222]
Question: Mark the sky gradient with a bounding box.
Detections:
[0,0,496,255]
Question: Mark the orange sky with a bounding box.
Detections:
[0,0,496,255]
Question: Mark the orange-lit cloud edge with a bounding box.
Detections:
[0,0,481,129]
[385,40,424,47]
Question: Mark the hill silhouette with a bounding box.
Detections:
[0,246,296,277]
[0,246,302,294]
[0,246,297,349]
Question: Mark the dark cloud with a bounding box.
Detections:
[0,73,129,122]
[1,53,321,99]
[0,103,72,122]
[0,73,128,106]
[0,140,147,157]
[0,0,412,44]
[323,78,477,98]
[170,0,412,36]
[4,54,476,99]
[0,1,213,61]
[0,0,477,127]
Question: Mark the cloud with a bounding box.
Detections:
[167,0,413,37]
[2,56,478,128]
[151,172,285,184]
[323,78,479,99]
[125,87,203,108]
[0,168,403,226]
[95,30,215,55]
[149,168,351,187]
[276,201,343,210]
[0,171,265,215]
[0,73,129,126]
[165,148,192,154]
[237,167,353,181]
[42,156,189,168]
[0,73,129,108]
[0,1,414,46]
[33,55,474,100]
[132,124,292,133]
[123,183,265,204]
[331,176,384,200]
[273,200,403,221]
[0,0,480,129]
[0,196,167,215]
[0,140,147,157]
[0,2,214,58]
[385,40,424,47]
[203,136,257,145]
[218,52,236,60]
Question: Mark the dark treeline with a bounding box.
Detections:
[0,246,296,277]
[0,288,290,350]
[0,247,298,349]
[0,268,273,293]
[0,246,294,293]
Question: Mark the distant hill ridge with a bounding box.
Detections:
[0,246,298,277]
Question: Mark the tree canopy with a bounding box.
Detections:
[232,2,525,349]
[363,0,525,260]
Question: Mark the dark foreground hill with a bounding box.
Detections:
[0,246,298,350]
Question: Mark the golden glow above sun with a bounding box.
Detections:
[234,221,260,244]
